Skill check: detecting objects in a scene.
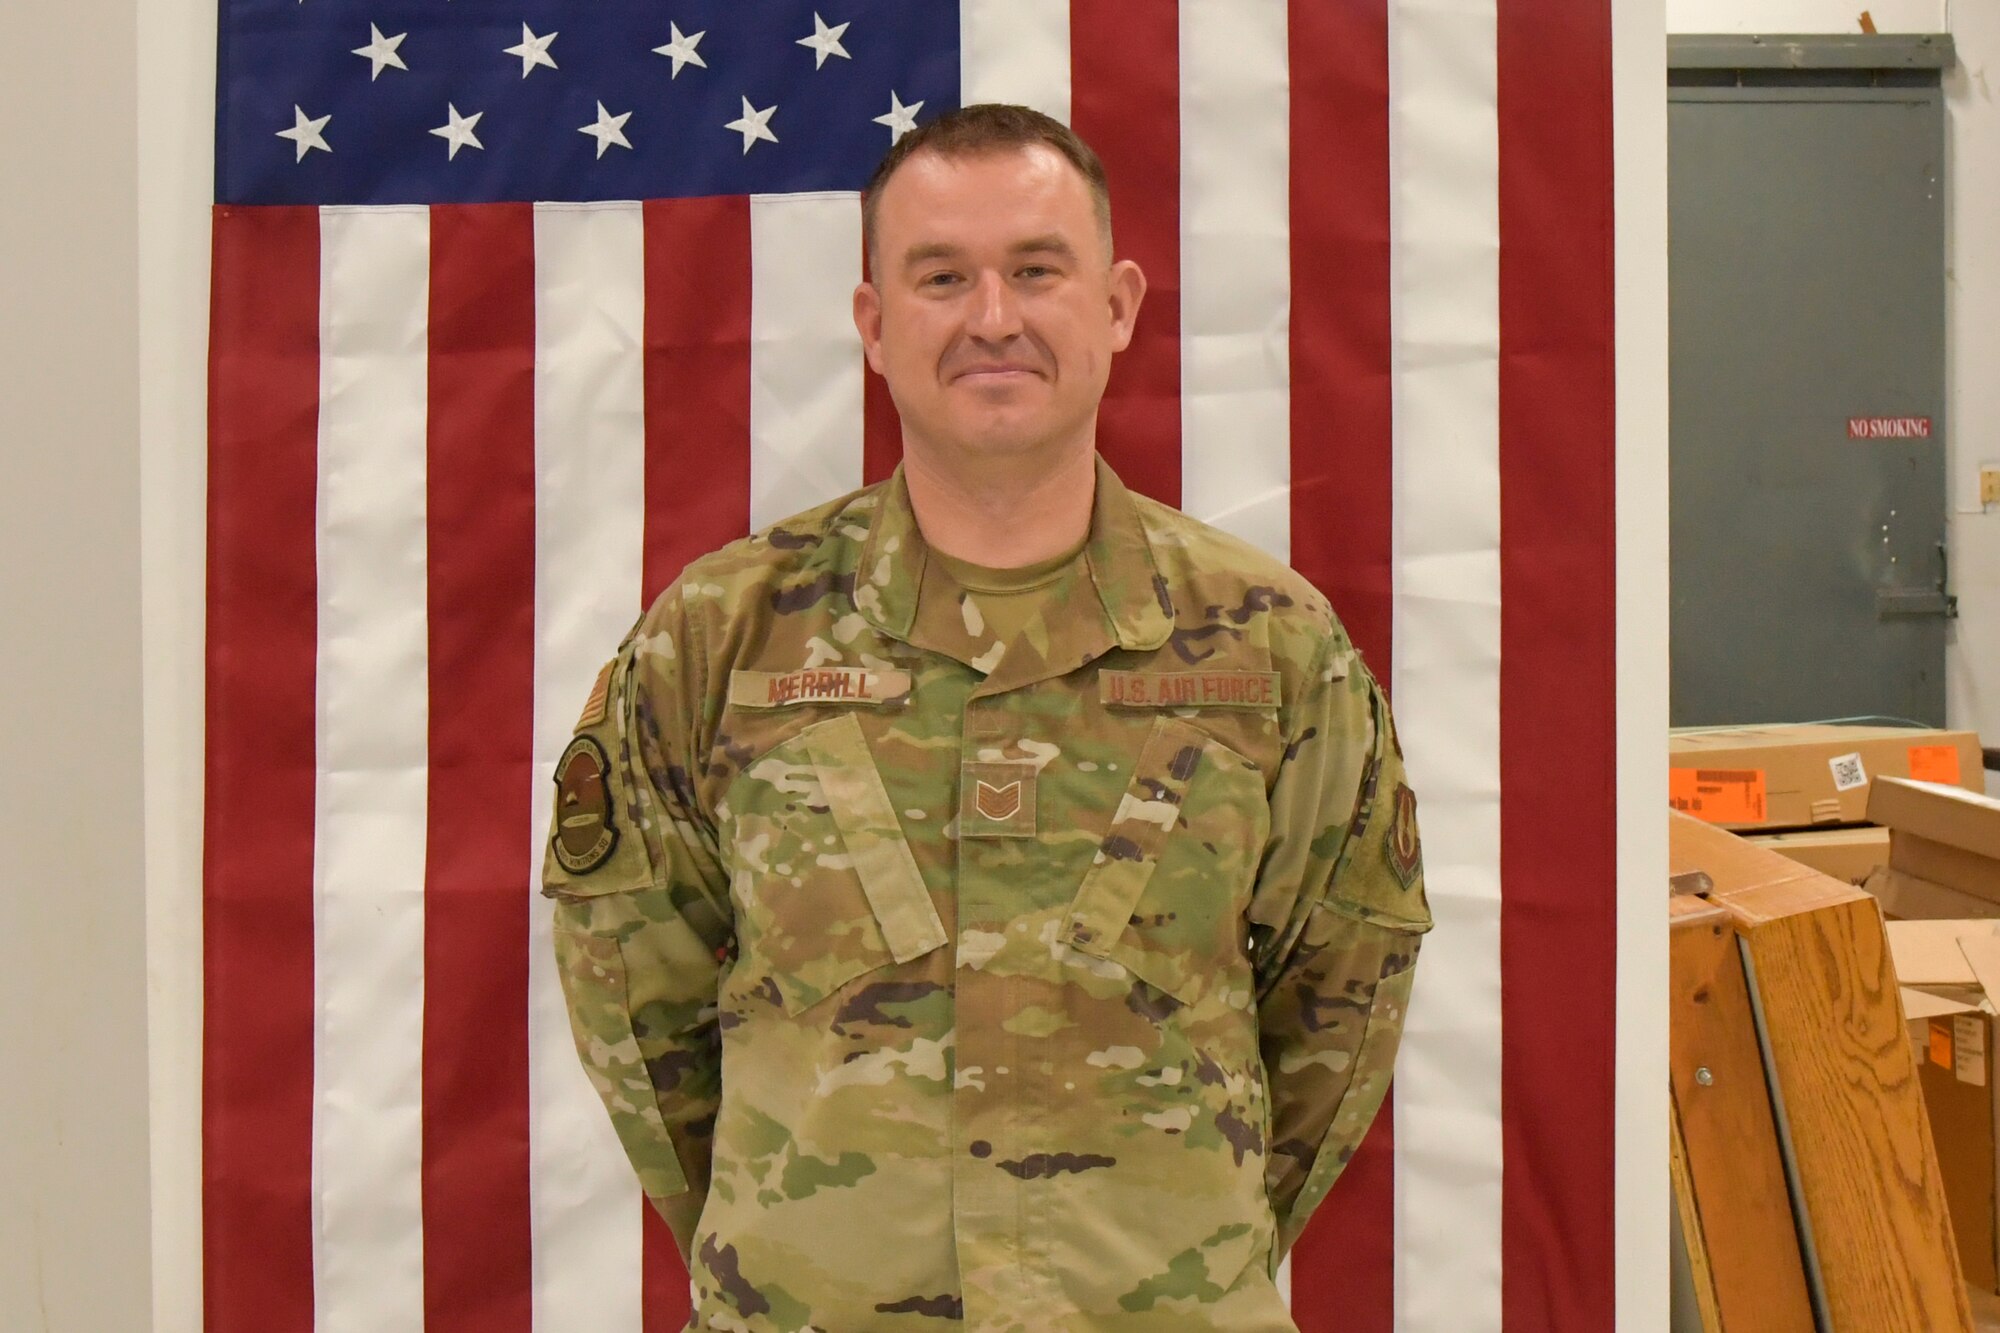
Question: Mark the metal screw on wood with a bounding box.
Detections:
[1695,1066,1715,1086]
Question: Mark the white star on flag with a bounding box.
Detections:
[351,24,407,80]
[578,101,632,158]
[724,96,779,153]
[504,24,558,78]
[652,22,707,78]
[276,105,332,161]
[429,104,484,160]
[796,12,851,69]
[873,90,922,142]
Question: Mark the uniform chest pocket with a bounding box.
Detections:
[1058,716,1270,1010]
[726,711,948,1015]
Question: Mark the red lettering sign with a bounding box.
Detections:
[1847,415,1933,440]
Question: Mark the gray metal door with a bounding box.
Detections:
[1669,39,1950,727]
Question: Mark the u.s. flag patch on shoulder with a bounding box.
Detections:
[575,660,614,731]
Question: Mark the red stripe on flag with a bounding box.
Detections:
[1070,0,1180,508]
[640,193,756,1328]
[422,203,538,1333]
[1287,5,1398,1326]
[1288,0,1395,680]
[204,204,321,1333]
[641,1204,688,1332]
[863,354,902,486]
[644,196,753,604]
[861,232,902,486]
[1498,2,1618,1327]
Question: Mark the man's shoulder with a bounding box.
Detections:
[1129,491,1340,643]
[639,482,884,633]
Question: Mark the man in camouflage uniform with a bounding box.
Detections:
[544,104,1432,1331]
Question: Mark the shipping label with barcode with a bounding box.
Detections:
[1828,751,1868,793]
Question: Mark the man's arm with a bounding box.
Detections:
[542,592,732,1262]
[1249,632,1433,1259]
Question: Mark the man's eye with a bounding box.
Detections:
[922,272,961,288]
[1018,265,1053,279]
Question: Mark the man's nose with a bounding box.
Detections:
[964,270,1024,341]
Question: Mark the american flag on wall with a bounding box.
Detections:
[204,1,1617,1329]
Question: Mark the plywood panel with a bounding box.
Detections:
[1743,894,1974,1330]
[1669,894,1813,1331]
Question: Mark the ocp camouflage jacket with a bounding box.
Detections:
[543,456,1432,1332]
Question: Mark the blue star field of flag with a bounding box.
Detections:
[216,1,961,205]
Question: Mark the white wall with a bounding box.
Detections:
[0,0,152,1330]
[1941,7,2000,751]
[1667,0,1947,32]
[1668,0,2000,751]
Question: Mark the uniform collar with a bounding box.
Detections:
[854,453,1175,661]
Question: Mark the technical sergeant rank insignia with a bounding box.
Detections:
[959,761,1036,838]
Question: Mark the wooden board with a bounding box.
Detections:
[1742,893,1975,1330]
[1669,894,1813,1331]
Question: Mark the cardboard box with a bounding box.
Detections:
[1888,918,2000,1291]
[1670,724,1985,831]
[1876,783,2000,1291]
[1750,826,1891,885]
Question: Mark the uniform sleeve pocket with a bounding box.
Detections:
[1058,716,1268,1009]
[1281,956,1416,1248]
[553,917,692,1200]
[732,711,949,1015]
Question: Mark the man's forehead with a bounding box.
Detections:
[875,146,1103,260]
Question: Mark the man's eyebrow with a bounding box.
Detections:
[899,235,1081,270]
[1009,235,1078,260]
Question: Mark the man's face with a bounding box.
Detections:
[853,145,1145,467]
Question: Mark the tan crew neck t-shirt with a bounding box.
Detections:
[931,538,1086,648]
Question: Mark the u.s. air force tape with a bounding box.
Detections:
[1100,670,1281,709]
[728,667,913,709]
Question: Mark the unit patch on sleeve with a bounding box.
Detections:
[1386,782,1422,890]
[728,666,912,709]
[552,735,619,875]
[1100,670,1281,709]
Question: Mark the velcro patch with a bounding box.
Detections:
[728,667,912,709]
[1100,670,1281,710]
[1386,782,1422,889]
[574,660,614,730]
[551,735,619,875]
[960,762,1037,838]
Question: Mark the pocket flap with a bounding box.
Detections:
[801,712,949,965]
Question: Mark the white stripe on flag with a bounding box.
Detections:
[529,200,649,1333]
[311,203,431,1333]
[958,0,1071,122]
[1178,0,1291,558]
[749,192,866,529]
[1387,1,1504,1328]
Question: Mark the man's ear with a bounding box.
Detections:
[853,281,886,375]
[1106,259,1147,354]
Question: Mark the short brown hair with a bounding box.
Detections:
[861,103,1114,272]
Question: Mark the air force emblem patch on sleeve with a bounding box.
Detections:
[1386,782,1422,889]
[552,735,619,875]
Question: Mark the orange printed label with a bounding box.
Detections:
[1669,768,1768,824]
[1931,1020,1955,1071]
[1908,744,1962,786]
